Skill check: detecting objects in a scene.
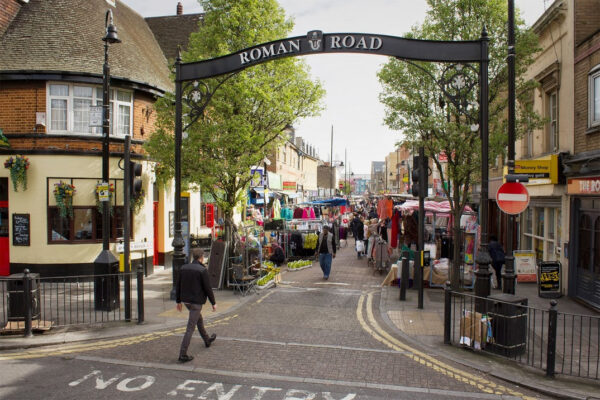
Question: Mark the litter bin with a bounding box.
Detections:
[486,293,528,357]
[94,254,120,311]
[7,272,41,321]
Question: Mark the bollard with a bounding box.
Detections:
[399,251,409,301]
[23,269,33,338]
[546,300,558,378]
[444,281,451,344]
[137,265,145,324]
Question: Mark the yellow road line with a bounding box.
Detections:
[357,292,538,400]
[0,314,238,361]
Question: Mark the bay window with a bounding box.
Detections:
[47,83,132,136]
[590,65,600,129]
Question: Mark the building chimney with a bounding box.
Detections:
[177,2,183,15]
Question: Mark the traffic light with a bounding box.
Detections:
[130,162,143,198]
[411,156,422,197]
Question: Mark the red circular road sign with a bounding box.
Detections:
[496,182,530,215]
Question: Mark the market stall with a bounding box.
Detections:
[394,200,477,288]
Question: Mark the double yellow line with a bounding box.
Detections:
[356,291,537,400]
[0,314,238,361]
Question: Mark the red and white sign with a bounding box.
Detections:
[496,182,529,215]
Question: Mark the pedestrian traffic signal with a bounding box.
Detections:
[411,156,422,197]
[130,161,143,198]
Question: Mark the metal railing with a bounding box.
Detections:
[1,268,145,336]
[444,288,600,380]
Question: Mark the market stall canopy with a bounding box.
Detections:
[397,200,473,217]
[309,198,349,206]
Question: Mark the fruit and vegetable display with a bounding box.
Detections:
[257,271,277,286]
[287,259,313,269]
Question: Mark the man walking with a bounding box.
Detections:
[176,248,217,363]
[316,225,336,280]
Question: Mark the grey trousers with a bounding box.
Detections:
[179,303,209,357]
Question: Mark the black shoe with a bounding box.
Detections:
[178,354,194,363]
[205,333,217,348]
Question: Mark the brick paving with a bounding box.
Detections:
[72,244,545,398]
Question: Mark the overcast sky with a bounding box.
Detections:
[121,0,548,174]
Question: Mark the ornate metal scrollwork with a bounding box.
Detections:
[437,63,479,124]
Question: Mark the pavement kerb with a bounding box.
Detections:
[0,286,258,352]
[376,288,596,400]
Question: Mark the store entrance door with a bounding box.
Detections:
[572,198,600,309]
[0,178,9,276]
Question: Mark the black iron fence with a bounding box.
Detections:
[1,269,144,336]
[444,288,600,380]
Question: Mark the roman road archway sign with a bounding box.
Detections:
[169,29,491,300]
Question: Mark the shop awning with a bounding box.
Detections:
[309,198,348,206]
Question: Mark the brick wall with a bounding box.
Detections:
[575,0,600,47]
[0,81,157,155]
[0,0,21,37]
[0,81,45,133]
[574,31,600,153]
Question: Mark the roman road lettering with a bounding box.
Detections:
[240,40,301,65]
[330,35,383,50]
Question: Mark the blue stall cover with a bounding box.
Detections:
[309,198,348,207]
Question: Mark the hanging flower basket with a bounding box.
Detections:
[53,181,76,218]
[95,182,115,215]
[0,129,10,148]
[4,155,30,191]
[131,188,145,214]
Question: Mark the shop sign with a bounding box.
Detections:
[538,261,562,298]
[514,250,536,282]
[249,167,265,187]
[89,106,103,127]
[513,155,558,185]
[283,181,296,191]
[567,177,600,195]
[116,241,153,253]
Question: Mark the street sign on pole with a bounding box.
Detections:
[496,182,529,215]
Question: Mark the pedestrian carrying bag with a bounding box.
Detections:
[356,240,365,253]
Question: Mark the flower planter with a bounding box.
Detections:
[287,264,312,272]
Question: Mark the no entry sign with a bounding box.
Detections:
[496,182,529,215]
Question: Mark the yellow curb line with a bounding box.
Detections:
[0,314,238,361]
[357,292,537,400]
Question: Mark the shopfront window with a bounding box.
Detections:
[47,178,131,244]
[522,206,559,262]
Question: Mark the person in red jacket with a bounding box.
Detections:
[176,248,217,363]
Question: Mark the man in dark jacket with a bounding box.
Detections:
[176,248,217,363]
[488,235,506,290]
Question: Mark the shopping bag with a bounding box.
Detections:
[356,240,365,253]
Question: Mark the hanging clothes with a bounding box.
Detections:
[272,198,281,219]
[302,207,309,219]
[309,207,316,219]
[390,210,400,248]
[313,206,321,218]
[293,207,303,219]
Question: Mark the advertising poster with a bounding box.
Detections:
[514,250,536,282]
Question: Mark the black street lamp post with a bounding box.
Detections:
[94,9,120,310]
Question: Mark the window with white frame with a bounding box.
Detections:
[546,91,558,152]
[590,65,600,128]
[47,83,132,136]
[521,206,560,262]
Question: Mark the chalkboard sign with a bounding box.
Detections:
[538,261,562,299]
[12,213,30,246]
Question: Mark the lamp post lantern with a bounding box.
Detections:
[93,9,121,310]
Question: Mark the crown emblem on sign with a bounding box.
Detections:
[307,30,323,51]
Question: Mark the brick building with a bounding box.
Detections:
[0,0,203,276]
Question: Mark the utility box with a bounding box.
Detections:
[94,252,120,311]
[486,293,528,357]
[7,272,41,321]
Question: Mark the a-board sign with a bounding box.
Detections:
[538,261,562,298]
[514,251,536,282]
[12,213,30,246]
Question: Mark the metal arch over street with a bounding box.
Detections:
[179,31,484,81]
[170,28,492,305]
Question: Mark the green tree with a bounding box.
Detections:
[378,0,542,289]
[145,0,324,243]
